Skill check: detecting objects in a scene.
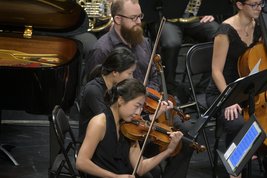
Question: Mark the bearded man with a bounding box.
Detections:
[86,0,160,91]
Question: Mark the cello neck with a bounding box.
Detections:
[259,12,267,51]
[153,54,173,124]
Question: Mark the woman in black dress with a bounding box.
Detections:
[78,46,137,142]
[206,0,263,177]
[76,78,183,178]
[78,46,172,143]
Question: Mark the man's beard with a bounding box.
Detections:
[121,24,144,46]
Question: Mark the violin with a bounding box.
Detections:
[133,17,192,175]
[144,87,191,122]
[120,115,206,156]
[152,54,191,125]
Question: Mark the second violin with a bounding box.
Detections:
[144,87,191,122]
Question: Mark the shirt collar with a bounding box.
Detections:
[110,27,128,48]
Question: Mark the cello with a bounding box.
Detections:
[238,10,267,149]
[238,42,267,148]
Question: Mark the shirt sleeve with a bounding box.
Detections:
[144,39,160,91]
[83,84,107,116]
[86,48,109,75]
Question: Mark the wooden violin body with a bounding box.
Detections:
[146,54,190,126]
[238,42,267,147]
[121,115,182,156]
[144,87,190,124]
[120,116,206,156]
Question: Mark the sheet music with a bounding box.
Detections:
[249,58,261,76]
[233,58,261,83]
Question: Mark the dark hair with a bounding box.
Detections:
[229,0,247,12]
[87,46,137,81]
[231,0,246,3]
[105,78,146,106]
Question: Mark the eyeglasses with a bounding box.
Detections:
[243,1,265,9]
[117,13,144,22]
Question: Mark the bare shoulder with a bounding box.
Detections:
[223,16,235,26]
[86,113,107,140]
[91,113,106,122]
[89,113,106,129]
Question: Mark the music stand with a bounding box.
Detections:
[217,114,266,176]
[188,69,267,139]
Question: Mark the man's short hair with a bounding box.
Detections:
[111,0,139,18]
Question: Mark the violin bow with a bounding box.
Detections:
[132,96,163,176]
[143,17,166,86]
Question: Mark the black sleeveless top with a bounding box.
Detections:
[78,77,107,142]
[87,108,133,177]
[206,23,261,97]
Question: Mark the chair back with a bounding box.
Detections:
[186,42,213,76]
[185,42,216,170]
[51,105,81,178]
[53,106,76,146]
[185,42,213,117]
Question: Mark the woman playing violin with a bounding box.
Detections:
[78,46,137,143]
[78,46,171,143]
[76,78,183,177]
[206,0,263,177]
